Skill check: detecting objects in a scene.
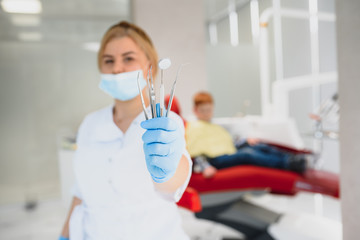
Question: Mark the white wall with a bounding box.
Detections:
[0,42,113,204]
[206,44,261,117]
[336,0,360,239]
[205,0,339,173]
[0,0,207,204]
[132,0,208,118]
[206,0,337,119]
[0,0,343,207]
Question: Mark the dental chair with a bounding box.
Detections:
[169,95,340,240]
[178,166,339,240]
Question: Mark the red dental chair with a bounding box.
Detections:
[169,95,340,240]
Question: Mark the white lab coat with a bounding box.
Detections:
[69,105,192,240]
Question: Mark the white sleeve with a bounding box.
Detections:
[70,115,90,200]
[155,149,192,203]
[173,150,192,202]
[71,144,83,200]
[71,182,82,199]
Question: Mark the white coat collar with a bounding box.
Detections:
[91,105,150,142]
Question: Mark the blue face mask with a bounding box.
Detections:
[99,70,147,101]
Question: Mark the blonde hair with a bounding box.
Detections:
[97,21,158,76]
[193,91,214,107]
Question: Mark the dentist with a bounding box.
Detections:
[59,21,192,240]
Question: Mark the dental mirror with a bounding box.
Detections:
[158,58,171,116]
[158,58,171,70]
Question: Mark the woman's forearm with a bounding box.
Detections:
[154,154,190,194]
[60,196,82,237]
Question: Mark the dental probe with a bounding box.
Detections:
[146,69,155,118]
[149,66,157,117]
[137,72,149,120]
[166,63,188,117]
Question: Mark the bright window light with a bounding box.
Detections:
[1,0,42,14]
[18,32,42,41]
[250,0,260,43]
[83,42,100,52]
[229,11,239,46]
[209,23,218,46]
[11,15,40,26]
[309,0,318,33]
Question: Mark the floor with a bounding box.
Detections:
[0,199,67,240]
[0,191,341,240]
[246,192,342,240]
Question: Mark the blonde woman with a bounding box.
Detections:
[59,21,191,240]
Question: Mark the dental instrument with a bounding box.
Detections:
[149,66,157,117]
[137,71,149,120]
[147,69,155,118]
[158,58,172,116]
[166,64,187,117]
[139,58,186,120]
[156,103,161,118]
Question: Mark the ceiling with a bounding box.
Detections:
[0,0,131,43]
[0,0,253,44]
[204,0,249,23]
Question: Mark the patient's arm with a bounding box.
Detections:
[193,155,212,173]
[247,138,260,146]
[60,196,82,238]
[203,165,218,178]
[193,155,217,178]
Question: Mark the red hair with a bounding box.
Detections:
[193,92,213,107]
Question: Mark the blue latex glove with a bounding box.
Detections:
[58,236,69,240]
[141,117,185,183]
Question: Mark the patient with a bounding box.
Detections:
[185,92,308,178]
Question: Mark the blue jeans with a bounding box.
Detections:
[208,143,291,170]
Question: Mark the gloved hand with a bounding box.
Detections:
[141,117,185,183]
[58,236,69,240]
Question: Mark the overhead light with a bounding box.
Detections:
[309,0,318,33]
[1,0,42,14]
[208,23,218,46]
[11,15,40,26]
[228,0,238,46]
[82,42,100,52]
[18,32,42,41]
[229,11,239,46]
[250,0,260,44]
